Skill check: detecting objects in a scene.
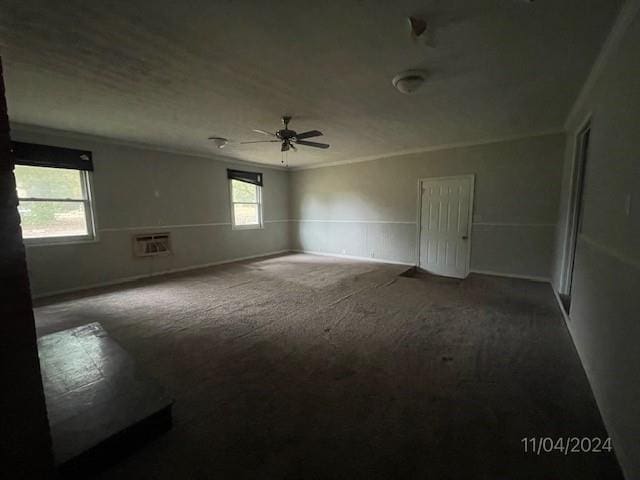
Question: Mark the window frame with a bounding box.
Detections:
[17,167,98,246]
[229,178,263,230]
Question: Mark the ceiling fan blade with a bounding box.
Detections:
[289,142,297,151]
[295,140,330,149]
[295,130,323,140]
[252,129,276,137]
[240,140,279,144]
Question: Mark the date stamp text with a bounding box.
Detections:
[521,437,612,455]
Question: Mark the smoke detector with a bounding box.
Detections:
[392,70,427,94]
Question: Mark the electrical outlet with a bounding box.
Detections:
[370,251,375,258]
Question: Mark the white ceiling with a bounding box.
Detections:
[0,0,622,167]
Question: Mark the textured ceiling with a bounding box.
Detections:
[0,0,622,167]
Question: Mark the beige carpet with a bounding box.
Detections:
[34,253,622,479]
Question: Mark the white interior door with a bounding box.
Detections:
[419,175,474,278]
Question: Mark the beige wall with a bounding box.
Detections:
[551,5,640,478]
[11,127,290,297]
[17,127,565,295]
[290,133,565,279]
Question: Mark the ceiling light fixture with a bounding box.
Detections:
[208,136,228,148]
[392,70,427,94]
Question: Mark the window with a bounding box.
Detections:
[12,142,96,243]
[230,179,262,229]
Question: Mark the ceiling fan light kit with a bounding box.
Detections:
[241,116,330,157]
[207,116,330,165]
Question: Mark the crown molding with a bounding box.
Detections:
[564,0,640,130]
[8,122,288,171]
[10,126,567,175]
[290,129,564,171]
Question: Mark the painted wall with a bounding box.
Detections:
[551,4,640,478]
[11,127,290,297]
[290,133,565,279]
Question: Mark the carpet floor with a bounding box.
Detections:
[34,253,622,479]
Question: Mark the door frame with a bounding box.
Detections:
[415,174,476,277]
[559,116,592,297]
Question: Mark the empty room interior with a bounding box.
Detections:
[2,0,639,479]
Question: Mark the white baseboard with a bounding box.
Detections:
[291,251,552,281]
[32,250,291,299]
[34,251,551,299]
[470,269,551,283]
[552,288,571,324]
[290,249,415,267]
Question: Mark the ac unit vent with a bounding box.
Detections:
[133,233,171,257]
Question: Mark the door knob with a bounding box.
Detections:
[462,235,468,240]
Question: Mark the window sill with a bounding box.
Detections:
[231,224,264,231]
[23,236,98,247]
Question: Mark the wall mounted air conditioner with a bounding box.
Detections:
[133,233,171,257]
